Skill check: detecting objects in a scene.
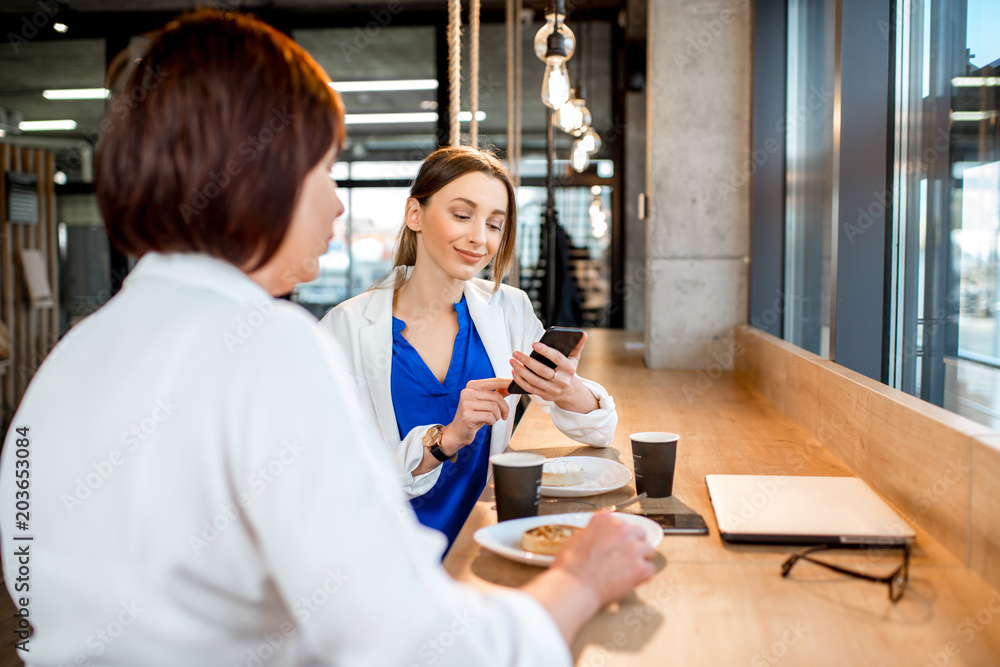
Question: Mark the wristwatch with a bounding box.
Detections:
[424,425,457,464]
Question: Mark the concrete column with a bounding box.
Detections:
[624,89,647,332]
[645,0,751,369]
[623,0,648,332]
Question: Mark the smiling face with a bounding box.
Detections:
[249,144,344,295]
[405,171,509,283]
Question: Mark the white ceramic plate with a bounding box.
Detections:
[540,456,633,498]
[474,512,663,567]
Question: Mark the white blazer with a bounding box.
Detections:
[319,266,618,498]
[0,253,570,667]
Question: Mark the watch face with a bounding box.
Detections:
[423,425,443,447]
[423,426,454,463]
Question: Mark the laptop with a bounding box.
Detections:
[705,475,916,546]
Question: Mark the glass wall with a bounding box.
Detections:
[888,0,1000,427]
[291,162,416,318]
[753,0,1000,428]
[289,28,434,317]
[0,37,109,333]
[517,185,613,327]
[783,0,836,357]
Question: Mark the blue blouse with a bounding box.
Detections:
[391,295,496,549]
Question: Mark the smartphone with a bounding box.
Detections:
[641,512,709,535]
[507,327,585,395]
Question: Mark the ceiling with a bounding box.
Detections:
[0,0,569,11]
[0,1,616,175]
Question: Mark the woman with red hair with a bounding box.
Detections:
[0,10,653,667]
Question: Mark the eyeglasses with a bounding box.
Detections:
[781,544,911,603]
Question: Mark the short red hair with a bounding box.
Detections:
[95,10,345,271]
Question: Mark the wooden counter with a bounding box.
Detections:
[443,330,1000,666]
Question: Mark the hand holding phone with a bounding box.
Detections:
[507,327,585,395]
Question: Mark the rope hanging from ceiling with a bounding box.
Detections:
[448,0,524,286]
[447,0,488,149]
[447,0,462,147]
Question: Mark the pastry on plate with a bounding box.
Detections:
[521,524,582,555]
[542,459,584,486]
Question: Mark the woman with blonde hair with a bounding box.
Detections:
[322,146,617,546]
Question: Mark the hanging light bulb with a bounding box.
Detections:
[533,14,576,62]
[555,93,592,136]
[569,98,592,136]
[571,139,590,172]
[541,29,571,108]
[554,90,583,133]
[535,14,576,61]
[578,126,602,154]
[542,60,570,108]
[538,1,573,108]
[592,218,608,239]
[589,186,609,239]
[588,197,603,220]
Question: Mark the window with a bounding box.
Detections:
[888,0,1000,427]
[0,37,109,332]
[290,28,436,316]
[784,0,836,357]
[517,185,613,327]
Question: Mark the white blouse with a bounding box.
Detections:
[320,265,619,497]
[0,253,569,667]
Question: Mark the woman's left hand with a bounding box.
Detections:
[510,332,598,413]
